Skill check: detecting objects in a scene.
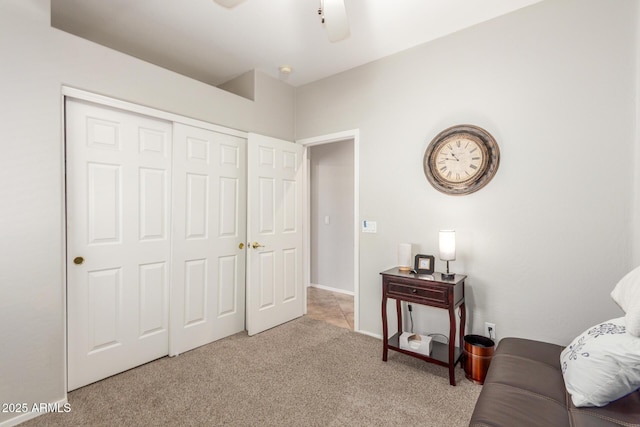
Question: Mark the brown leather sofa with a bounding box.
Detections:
[469,337,640,426]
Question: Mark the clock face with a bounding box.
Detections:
[424,125,500,195]
[433,135,486,183]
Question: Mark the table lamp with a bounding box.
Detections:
[439,230,456,280]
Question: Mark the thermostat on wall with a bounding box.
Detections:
[362,220,377,233]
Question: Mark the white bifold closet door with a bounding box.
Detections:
[66,99,173,390]
[66,100,247,390]
[170,123,246,355]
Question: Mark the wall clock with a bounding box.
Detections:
[423,124,500,195]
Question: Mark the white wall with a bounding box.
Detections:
[634,3,640,267]
[0,1,294,424]
[296,0,638,345]
[253,71,296,140]
[310,141,355,293]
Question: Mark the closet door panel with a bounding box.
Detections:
[171,123,247,355]
[66,99,171,391]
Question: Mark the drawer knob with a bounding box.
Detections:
[411,289,417,293]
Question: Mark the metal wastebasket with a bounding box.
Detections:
[463,334,495,384]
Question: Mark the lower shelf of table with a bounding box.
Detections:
[386,333,463,367]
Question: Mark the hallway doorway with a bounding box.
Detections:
[299,130,359,331]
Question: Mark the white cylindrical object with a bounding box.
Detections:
[439,230,456,261]
[323,0,350,42]
[398,243,412,271]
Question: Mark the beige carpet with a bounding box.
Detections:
[25,317,480,426]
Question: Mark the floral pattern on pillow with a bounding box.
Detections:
[560,317,640,407]
[561,322,626,374]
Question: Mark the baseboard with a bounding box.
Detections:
[0,398,69,427]
[356,329,383,340]
[309,283,354,296]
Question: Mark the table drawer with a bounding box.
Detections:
[387,282,448,304]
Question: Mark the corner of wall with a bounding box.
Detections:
[633,2,640,267]
[252,70,296,141]
[217,70,256,101]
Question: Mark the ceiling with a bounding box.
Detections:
[51,0,543,88]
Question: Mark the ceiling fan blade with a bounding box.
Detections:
[213,0,245,8]
[322,0,350,42]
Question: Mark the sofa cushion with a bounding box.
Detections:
[470,337,569,426]
[560,317,640,407]
[469,382,569,427]
[486,352,566,405]
[488,336,562,367]
[568,389,640,426]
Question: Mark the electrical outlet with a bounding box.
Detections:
[484,322,496,340]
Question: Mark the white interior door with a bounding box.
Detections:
[66,99,171,390]
[246,133,304,335]
[170,123,247,355]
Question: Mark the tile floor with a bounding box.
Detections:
[306,286,354,330]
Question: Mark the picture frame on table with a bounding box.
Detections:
[414,254,435,275]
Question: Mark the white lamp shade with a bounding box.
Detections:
[397,243,412,270]
[439,230,456,261]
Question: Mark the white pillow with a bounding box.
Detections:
[560,317,640,407]
[611,265,640,337]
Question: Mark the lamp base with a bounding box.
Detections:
[441,272,455,280]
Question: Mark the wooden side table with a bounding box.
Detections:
[381,267,466,386]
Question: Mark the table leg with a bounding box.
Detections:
[395,299,402,337]
[382,294,388,362]
[459,302,466,351]
[448,305,457,386]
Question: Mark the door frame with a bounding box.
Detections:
[297,130,360,331]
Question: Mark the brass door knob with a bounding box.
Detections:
[251,242,265,249]
[73,256,85,265]
[238,242,245,249]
